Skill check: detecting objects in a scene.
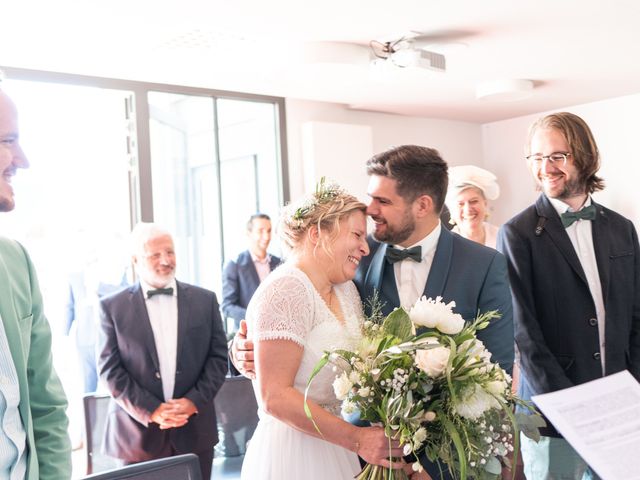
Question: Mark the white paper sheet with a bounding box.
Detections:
[532,370,640,480]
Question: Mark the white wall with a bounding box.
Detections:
[483,93,640,229]
[285,99,483,201]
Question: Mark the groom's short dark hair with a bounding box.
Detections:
[366,145,448,214]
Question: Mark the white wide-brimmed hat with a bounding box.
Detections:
[448,165,500,201]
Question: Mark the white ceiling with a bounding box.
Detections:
[3,0,640,122]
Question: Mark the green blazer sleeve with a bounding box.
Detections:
[0,238,71,480]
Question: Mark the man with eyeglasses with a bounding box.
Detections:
[497,112,640,479]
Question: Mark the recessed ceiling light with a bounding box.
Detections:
[476,79,534,102]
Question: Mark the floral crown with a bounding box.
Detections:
[291,177,345,229]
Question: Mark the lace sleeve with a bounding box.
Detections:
[247,273,314,346]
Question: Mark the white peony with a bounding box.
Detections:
[485,379,508,397]
[332,372,352,400]
[412,426,427,446]
[414,339,451,378]
[454,384,501,420]
[409,296,465,334]
[436,311,465,334]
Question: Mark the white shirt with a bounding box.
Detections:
[393,223,442,309]
[0,313,27,480]
[141,279,178,401]
[549,196,606,373]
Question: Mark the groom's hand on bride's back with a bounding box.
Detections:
[231,319,256,379]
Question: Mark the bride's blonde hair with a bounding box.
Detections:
[279,179,366,256]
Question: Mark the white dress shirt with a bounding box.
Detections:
[0,313,27,480]
[393,223,442,309]
[549,196,606,373]
[141,279,179,401]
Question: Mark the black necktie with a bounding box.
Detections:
[147,287,174,299]
[385,245,422,264]
[560,205,596,228]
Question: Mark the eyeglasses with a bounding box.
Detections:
[525,152,571,167]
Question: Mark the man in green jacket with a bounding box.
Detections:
[0,82,71,479]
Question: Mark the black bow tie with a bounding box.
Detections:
[385,245,422,264]
[560,205,596,228]
[147,287,174,299]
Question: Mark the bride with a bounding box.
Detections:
[240,182,405,479]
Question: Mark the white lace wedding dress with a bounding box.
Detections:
[240,264,364,479]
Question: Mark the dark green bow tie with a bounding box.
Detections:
[385,245,422,264]
[560,205,596,228]
[147,287,174,299]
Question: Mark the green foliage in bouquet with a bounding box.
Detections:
[305,294,544,480]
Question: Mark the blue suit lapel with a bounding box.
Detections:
[131,283,161,373]
[424,227,452,299]
[239,251,260,292]
[364,243,400,314]
[536,195,590,288]
[269,255,280,272]
[591,202,610,304]
[176,281,190,367]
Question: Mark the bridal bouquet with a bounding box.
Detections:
[306,295,543,480]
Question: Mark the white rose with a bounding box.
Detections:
[332,372,352,400]
[415,340,451,378]
[436,311,465,335]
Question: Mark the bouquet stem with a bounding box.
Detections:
[355,463,410,480]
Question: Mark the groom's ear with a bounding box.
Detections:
[413,194,434,218]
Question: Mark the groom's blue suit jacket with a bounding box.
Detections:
[354,227,514,479]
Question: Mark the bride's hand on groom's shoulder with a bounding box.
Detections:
[354,426,405,469]
[232,319,256,379]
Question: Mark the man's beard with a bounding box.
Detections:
[0,198,14,212]
[372,208,415,245]
[540,175,585,200]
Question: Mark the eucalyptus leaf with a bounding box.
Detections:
[382,308,413,341]
[484,456,502,475]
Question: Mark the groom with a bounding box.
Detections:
[233,145,514,479]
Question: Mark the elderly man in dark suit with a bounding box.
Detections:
[98,222,228,480]
[221,213,281,331]
[498,112,640,480]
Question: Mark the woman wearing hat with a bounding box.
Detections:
[446,165,501,248]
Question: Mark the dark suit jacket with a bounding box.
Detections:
[221,250,281,328]
[498,194,640,436]
[354,227,514,479]
[97,280,228,461]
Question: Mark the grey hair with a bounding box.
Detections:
[130,222,172,256]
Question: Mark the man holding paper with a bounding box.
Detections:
[498,112,640,479]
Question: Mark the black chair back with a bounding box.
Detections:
[83,393,120,474]
[213,375,259,457]
[80,453,201,480]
